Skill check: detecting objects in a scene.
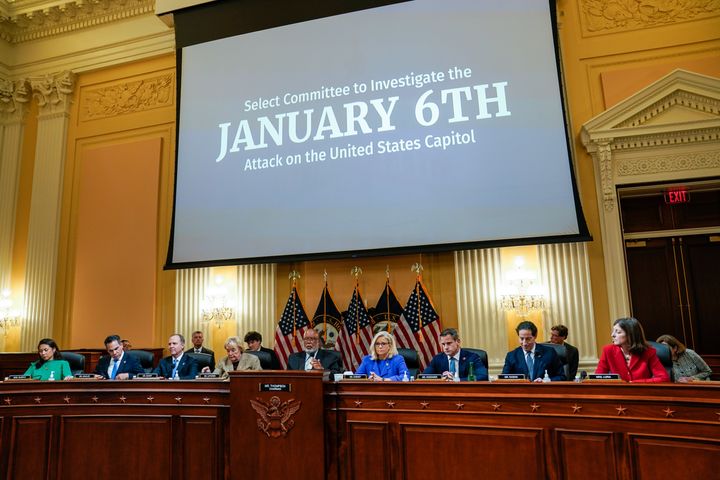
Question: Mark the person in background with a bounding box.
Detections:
[244,330,281,369]
[153,334,199,379]
[423,327,488,381]
[596,317,669,383]
[94,334,144,380]
[550,324,579,380]
[503,321,565,381]
[202,336,261,378]
[24,338,72,381]
[121,339,132,351]
[355,331,408,382]
[187,330,215,369]
[656,334,712,382]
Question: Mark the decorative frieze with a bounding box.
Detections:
[617,150,720,176]
[79,73,174,120]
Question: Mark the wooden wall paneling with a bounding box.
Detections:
[7,415,52,480]
[57,415,173,480]
[180,416,219,480]
[629,434,720,480]
[401,424,545,480]
[347,421,391,480]
[555,429,617,480]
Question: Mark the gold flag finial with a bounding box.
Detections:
[288,270,301,286]
[350,266,362,279]
[323,269,328,284]
[385,265,390,279]
[411,262,424,277]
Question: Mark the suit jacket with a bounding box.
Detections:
[287,349,343,374]
[564,342,579,380]
[423,349,489,381]
[94,353,144,379]
[186,346,215,368]
[260,346,282,370]
[213,353,261,378]
[595,344,669,383]
[502,343,565,381]
[355,354,408,381]
[153,354,199,379]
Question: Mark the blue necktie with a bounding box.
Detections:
[526,351,534,379]
[171,358,179,378]
[110,359,119,379]
[449,357,456,374]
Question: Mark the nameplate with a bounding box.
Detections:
[343,374,367,380]
[196,373,220,379]
[496,374,527,382]
[260,383,291,392]
[5,375,32,381]
[416,373,443,380]
[135,373,159,379]
[73,373,96,379]
[587,373,621,381]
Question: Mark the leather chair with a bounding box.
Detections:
[462,347,489,371]
[126,349,156,373]
[542,342,569,380]
[396,348,419,378]
[246,350,273,370]
[648,341,674,381]
[60,351,86,375]
[186,352,214,372]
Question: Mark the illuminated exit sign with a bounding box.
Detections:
[664,188,689,205]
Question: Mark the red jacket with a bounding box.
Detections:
[596,344,670,383]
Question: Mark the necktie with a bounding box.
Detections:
[171,358,179,378]
[110,359,119,379]
[449,357,456,374]
[526,351,534,378]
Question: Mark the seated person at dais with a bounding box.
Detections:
[595,317,669,383]
[203,336,262,378]
[502,320,565,382]
[656,334,712,382]
[94,334,144,380]
[153,334,199,380]
[287,328,343,374]
[24,338,73,381]
[423,327,488,381]
[355,331,409,382]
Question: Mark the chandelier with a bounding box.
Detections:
[0,289,20,337]
[499,257,546,317]
[200,276,234,328]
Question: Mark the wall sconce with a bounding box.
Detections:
[200,276,234,328]
[0,289,20,337]
[499,257,546,317]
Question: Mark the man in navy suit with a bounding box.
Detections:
[503,321,565,382]
[287,328,343,374]
[94,334,144,380]
[244,331,281,370]
[423,328,488,381]
[187,330,216,369]
[154,334,199,379]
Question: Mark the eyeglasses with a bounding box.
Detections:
[375,342,390,346]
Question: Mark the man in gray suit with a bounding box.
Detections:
[287,328,343,374]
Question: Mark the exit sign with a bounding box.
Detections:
[664,188,689,205]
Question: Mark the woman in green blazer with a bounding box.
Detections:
[23,338,72,380]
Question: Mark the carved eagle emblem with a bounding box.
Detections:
[250,396,302,438]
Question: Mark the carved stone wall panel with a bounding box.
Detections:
[579,0,720,36]
[616,149,720,177]
[78,72,175,122]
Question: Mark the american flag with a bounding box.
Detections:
[337,286,373,371]
[273,286,310,369]
[394,279,442,370]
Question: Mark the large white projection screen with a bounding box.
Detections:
[169,0,587,266]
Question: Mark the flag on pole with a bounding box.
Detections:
[311,284,343,349]
[273,286,310,369]
[371,279,404,334]
[337,285,374,371]
[394,279,442,370]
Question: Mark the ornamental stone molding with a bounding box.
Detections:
[579,0,720,35]
[0,0,156,43]
[29,70,76,116]
[0,75,31,122]
[581,68,720,320]
[79,72,174,121]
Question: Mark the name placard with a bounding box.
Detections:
[495,374,528,382]
[135,373,160,379]
[196,373,220,379]
[343,374,368,380]
[73,373,96,379]
[588,373,621,380]
[260,383,291,392]
[5,375,32,381]
[416,373,443,380]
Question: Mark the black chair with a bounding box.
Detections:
[246,350,273,369]
[462,347,489,371]
[60,352,86,375]
[126,349,155,373]
[542,342,569,380]
[186,352,214,372]
[397,348,419,378]
[648,341,674,381]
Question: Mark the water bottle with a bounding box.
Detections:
[542,370,551,383]
[402,371,409,382]
[574,373,581,383]
[48,371,55,381]
[173,371,180,381]
[468,362,476,382]
[453,370,460,382]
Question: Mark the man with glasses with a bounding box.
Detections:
[423,328,488,381]
[287,328,343,374]
[502,321,565,382]
[94,334,144,380]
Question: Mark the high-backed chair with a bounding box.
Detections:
[462,347,489,371]
[60,352,86,375]
[396,348,419,378]
[648,341,674,381]
[126,350,156,373]
[542,342,569,380]
[246,350,273,370]
[186,352,214,372]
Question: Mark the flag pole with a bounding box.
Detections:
[322,269,328,343]
[289,270,301,346]
[385,265,393,333]
[351,266,362,345]
[411,262,424,344]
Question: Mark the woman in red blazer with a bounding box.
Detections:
[596,317,669,383]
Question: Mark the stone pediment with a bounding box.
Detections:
[581,69,720,144]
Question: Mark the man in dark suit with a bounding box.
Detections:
[154,334,199,379]
[503,321,565,381]
[550,324,579,380]
[423,328,488,381]
[287,328,343,374]
[94,334,144,380]
[244,331,281,369]
[187,330,215,369]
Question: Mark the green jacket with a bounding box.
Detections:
[23,359,72,380]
